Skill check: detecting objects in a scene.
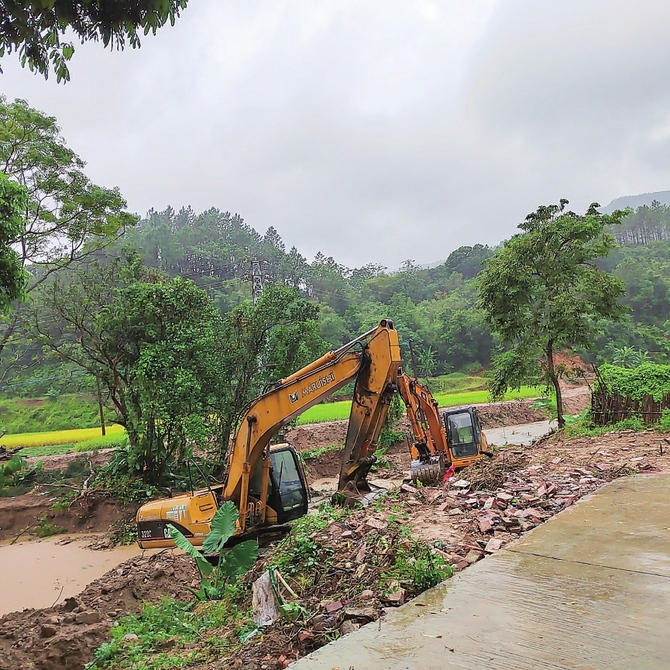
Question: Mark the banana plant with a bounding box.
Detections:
[168,500,258,600]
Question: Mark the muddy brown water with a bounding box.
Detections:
[0,535,143,616]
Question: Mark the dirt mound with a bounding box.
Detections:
[0,551,197,670]
[561,385,591,415]
[474,399,547,428]
[25,449,113,472]
[284,421,347,452]
[0,491,133,542]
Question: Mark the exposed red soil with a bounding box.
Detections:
[283,420,347,452]
[24,450,114,472]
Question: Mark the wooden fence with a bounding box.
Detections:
[591,388,670,426]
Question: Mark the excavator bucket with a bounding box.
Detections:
[337,480,388,507]
[410,456,445,486]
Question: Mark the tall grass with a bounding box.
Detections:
[0,394,102,433]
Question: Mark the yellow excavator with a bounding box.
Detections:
[397,372,487,484]
[137,319,402,549]
[136,320,486,549]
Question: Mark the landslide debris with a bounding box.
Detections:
[3,425,669,670]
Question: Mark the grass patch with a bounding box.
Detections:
[2,424,124,449]
[296,386,542,424]
[300,443,342,460]
[296,402,352,424]
[88,596,249,670]
[0,394,104,433]
[73,432,128,452]
[424,373,489,394]
[433,386,541,407]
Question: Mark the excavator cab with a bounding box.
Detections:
[443,407,486,468]
[137,444,308,550]
[250,444,309,524]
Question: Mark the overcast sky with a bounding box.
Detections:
[2,1,670,268]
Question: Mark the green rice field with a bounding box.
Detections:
[296,386,542,425]
[2,424,124,448]
[1,383,542,452]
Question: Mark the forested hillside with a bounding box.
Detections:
[3,201,670,397]
[125,207,497,377]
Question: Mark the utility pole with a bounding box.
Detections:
[409,339,420,379]
[252,260,263,305]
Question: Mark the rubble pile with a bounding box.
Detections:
[226,514,448,669]
[401,463,607,568]
[3,426,669,670]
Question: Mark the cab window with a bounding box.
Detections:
[446,411,479,457]
[271,449,306,516]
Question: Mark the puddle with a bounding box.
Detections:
[0,534,143,616]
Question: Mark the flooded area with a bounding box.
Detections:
[0,534,143,616]
[293,474,670,669]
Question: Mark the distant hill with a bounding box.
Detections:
[602,190,670,213]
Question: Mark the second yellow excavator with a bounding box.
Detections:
[397,371,487,485]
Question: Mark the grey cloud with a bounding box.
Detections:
[1,1,670,267]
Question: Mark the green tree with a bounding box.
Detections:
[0,1,189,82]
[0,97,135,357]
[478,200,627,428]
[33,253,224,481]
[611,346,650,368]
[0,174,28,311]
[213,283,324,462]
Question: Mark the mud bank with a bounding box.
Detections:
[0,551,197,670]
[0,535,143,616]
[0,491,133,542]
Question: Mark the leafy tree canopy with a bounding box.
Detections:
[479,199,628,427]
[0,96,135,357]
[0,173,28,311]
[0,0,189,82]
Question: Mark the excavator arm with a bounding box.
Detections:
[137,320,401,547]
[397,371,450,484]
[337,326,402,499]
[223,319,400,530]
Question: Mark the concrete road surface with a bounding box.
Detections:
[292,474,670,669]
[484,420,556,447]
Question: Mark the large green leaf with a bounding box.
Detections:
[202,500,238,555]
[219,540,259,581]
[168,524,213,576]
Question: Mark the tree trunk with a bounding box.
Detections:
[546,339,565,429]
[95,375,106,436]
